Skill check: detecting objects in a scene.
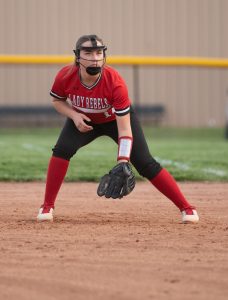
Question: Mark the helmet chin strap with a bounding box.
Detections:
[78,57,106,76]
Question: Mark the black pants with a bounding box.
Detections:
[52,108,162,180]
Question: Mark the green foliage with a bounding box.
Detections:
[0,127,227,182]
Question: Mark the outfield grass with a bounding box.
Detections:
[0,127,227,182]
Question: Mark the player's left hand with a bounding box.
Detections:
[97,162,135,199]
[72,111,93,132]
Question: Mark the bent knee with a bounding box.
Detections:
[135,159,162,179]
[52,145,76,160]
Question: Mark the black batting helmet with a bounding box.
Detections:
[73,34,107,62]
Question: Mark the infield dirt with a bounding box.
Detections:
[0,182,228,300]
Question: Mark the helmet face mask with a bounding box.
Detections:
[74,45,107,56]
[73,35,107,75]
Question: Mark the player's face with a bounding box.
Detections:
[79,41,104,68]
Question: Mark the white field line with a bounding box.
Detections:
[202,168,226,177]
[21,143,47,153]
[155,157,190,171]
[155,157,227,177]
[17,148,228,178]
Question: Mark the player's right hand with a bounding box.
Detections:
[72,112,93,132]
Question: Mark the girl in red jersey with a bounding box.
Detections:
[37,34,199,223]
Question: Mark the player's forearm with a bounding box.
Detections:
[52,99,76,119]
[116,114,132,138]
[116,114,133,162]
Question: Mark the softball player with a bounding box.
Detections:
[37,34,199,224]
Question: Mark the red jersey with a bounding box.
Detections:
[50,65,131,124]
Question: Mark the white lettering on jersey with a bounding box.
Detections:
[85,97,89,107]
[97,98,101,109]
[93,98,97,109]
[68,94,112,113]
[77,96,80,106]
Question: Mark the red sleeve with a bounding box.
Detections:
[112,73,131,116]
[50,68,67,100]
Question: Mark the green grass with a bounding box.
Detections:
[0,127,227,182]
